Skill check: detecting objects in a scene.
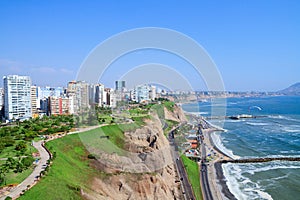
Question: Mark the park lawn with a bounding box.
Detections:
[181,155,202,200]
[2,166,34,186]
[19,134,95,200]
[18,116,157,199]
[0,141,37,159]
[78,125,126,155]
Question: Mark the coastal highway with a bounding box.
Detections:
[169,130,195,200]
[200,132,214,200]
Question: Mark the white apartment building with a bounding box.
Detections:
[131,84,150,103]
[3,75,32,120]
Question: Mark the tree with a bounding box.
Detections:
[21,157,34,168]
[15,141,27,152]
[0,142,5,153]
[2,136,15,147]
[24,131,37,140]
[0,164,9,185]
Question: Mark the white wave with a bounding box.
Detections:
[222,163,273,200]
[281,126,300,133]
[211,132,239,159]
[245,164,300,175]
[269,115,300,123]
[255,190,273,200]
[270,173,290,181]
[225,119,245,123]
[187,111,209,115]
[268,115,286,119]
[246,122,270,126]
[280,150,300,154]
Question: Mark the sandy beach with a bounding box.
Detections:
[201,128,237,200]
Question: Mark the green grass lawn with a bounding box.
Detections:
[0,141,37,159]
[1,166,34,186]
[17,108,179,199]
[18,124,134,200]
[181,155,202,200]
[19,134,94,200]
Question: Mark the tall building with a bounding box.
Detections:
[48,96,70,115]
[40,98,49,115]
[132,84,150,103]
[75,81,90,112]
[3,75,32,120]
[31,86,38,117]
[115,80,126,92]
[0,88,4,119]
[67,81,77,96]
[36,86,64,109]
[66,81,90,113]
[149,85,157,101]
[89,84,105,107]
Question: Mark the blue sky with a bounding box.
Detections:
[0,0,299,91]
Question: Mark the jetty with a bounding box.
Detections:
[204,114,267,120]
[220,156,300,164]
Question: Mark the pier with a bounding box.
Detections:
[220,156,300,164]
[204,114,268,120]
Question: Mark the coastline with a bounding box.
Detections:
[183,110,237,200]
[214,162,237,200]
[202,129,237,200]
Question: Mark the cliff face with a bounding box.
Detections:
[164,104,187,123]
[85,165,180,200]
[84,106,187,200]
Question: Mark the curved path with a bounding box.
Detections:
[0,141,50,200]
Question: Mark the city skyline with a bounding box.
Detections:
[1,1,300,91]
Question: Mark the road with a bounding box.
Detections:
[0,141,50,200]
[169,129,195,200]
[200,143,213,200]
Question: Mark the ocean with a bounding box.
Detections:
[182,96,300,200]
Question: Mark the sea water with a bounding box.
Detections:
[182,96,300,200]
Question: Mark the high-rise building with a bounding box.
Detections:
[149,85,157,101]
[40,98,49,115]
[115,80,126,92]
[131,84,150,103]
[66,81,90,113]
[75,81,90,112]
[0,88,4,119]
[36,86,64,109]
[31,86,38,117]
[89,84,105,106]
[48,96,70,115]
[67,81,77,96]
[3,75,32,120]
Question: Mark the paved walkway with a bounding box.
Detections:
[0,156,28,161]
[0,141,50,200]
[0,125,102,200]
